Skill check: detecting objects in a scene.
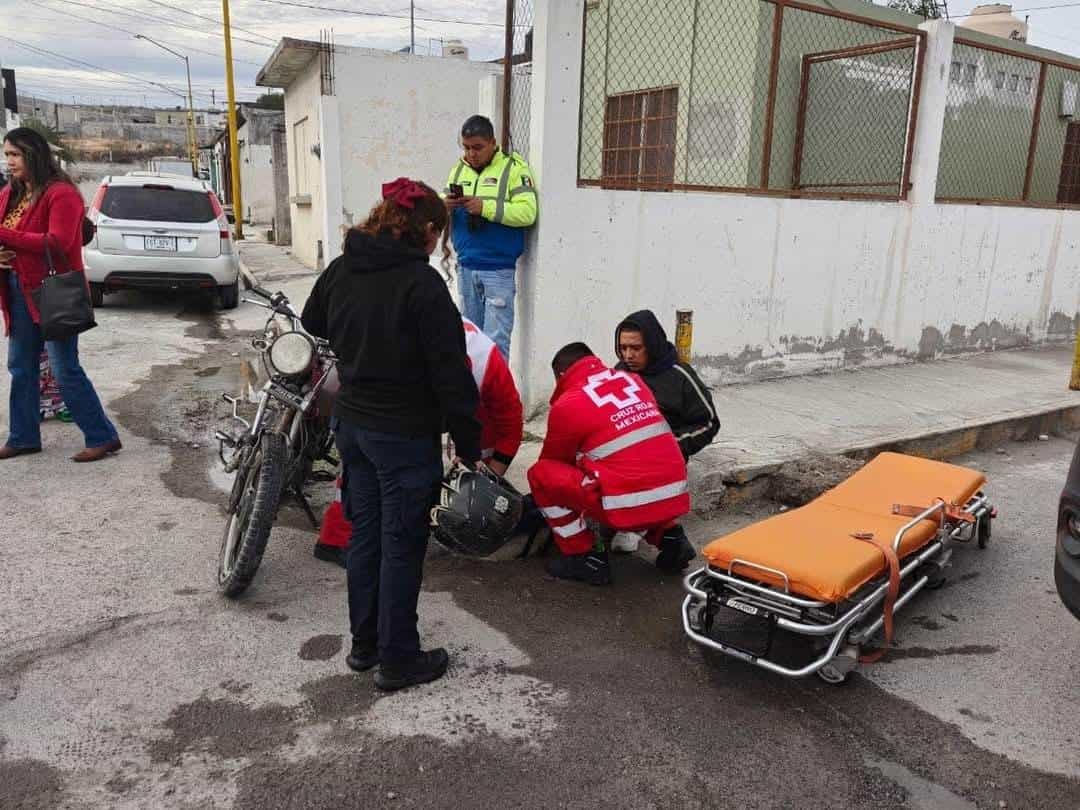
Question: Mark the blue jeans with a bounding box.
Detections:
[458,266,516,359]
[5,272,118,450]
[334,419,442,665]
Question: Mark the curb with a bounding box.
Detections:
[700,403,1080,511]
[237,254,258,291]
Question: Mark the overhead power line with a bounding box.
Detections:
[132,0,278,43]
[0,35,186,97]
[48,0,274,48]
[250,0,508,29]
[34,0,264,66]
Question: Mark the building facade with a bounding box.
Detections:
[257,39,501,268]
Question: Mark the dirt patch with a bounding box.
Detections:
[0,758,65,809]
[173,587,199,596]
[299,634,343,661]
[298,674,379,723]
[105,772,141,795]
[147,696,298,764]
[768,453,865,506]
[266,612,289,623]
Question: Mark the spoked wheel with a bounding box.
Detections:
[217,432,287,598]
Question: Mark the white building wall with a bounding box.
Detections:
[238,138,275,225]
[516,3,1080,412]
[283,62,326,268]
[327,48,502,265]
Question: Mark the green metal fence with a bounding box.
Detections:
[576,0,926,200]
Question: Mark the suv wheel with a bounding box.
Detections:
[219,281,240,310]
[89,283,105,308]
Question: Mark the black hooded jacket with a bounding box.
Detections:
[300,229,482,464]
[615,310,720,459]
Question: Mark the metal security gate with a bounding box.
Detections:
[792,37,923,199]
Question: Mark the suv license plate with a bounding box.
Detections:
[145,236,176,251]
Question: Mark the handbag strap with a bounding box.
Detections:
[41,234,71,277]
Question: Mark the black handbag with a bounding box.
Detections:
[31,236,97,341]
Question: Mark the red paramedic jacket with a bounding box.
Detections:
[540,355,689,530]
[320,318,523,548]
[463,317,523,466]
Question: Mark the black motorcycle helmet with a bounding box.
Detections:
[431,465,525,556]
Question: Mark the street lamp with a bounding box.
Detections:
[134,34,198,175]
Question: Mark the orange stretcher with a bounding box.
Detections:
[682,453,995,682]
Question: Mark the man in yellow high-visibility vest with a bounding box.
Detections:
[445,115,538,359]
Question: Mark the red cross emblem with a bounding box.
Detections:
[583,370,642,410]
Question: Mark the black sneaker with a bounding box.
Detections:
[655,526,695,574]
[545,550,612,585]
[374,648,449,692]
[346,640,379,673]
[313,543,346,568]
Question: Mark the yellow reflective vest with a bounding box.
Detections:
[445,149,537,270]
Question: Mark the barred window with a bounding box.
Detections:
[601,87,679,190]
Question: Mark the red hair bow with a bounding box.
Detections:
[382,177,427,209]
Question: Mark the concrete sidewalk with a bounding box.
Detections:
[237,238,319,288]
[239,241,1080,508]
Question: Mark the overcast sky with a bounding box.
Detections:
[1,0,505,109]
[3,1,1080,111]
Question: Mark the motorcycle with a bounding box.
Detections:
[214,285,339,597]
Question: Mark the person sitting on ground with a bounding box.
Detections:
[315,316,524,566]
[609,309,720,553]
[526,342,694,585]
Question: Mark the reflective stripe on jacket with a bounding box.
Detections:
[445,149,537,271]
[535,355,689,531]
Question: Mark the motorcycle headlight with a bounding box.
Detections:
[268,332,314,377]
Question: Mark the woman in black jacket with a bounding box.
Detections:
[301,178,482,692]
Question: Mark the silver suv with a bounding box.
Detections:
[83,172,240,309]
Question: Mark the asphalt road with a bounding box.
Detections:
[1,282,1078,809]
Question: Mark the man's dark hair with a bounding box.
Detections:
[461,115,495,141]
[551,342,594,375]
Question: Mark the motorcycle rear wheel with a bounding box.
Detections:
[217,432,287,598]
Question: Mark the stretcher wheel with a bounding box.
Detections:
[817,646,859,685]
[977,514,992,549]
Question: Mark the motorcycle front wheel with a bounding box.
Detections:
[217,431,287,598]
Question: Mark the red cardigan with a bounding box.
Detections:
[0,181,86,335]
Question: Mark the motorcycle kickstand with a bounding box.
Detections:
[294,488,320,529]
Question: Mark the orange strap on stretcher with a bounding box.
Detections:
[891,501,976,525]
[849,532,900,664]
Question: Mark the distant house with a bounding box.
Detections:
[255,38,501,268]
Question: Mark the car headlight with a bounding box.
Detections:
[268,332,314,377]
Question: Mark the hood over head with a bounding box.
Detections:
[615,309,677,375]
[341,228,430,273]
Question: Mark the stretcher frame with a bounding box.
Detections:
[681,493,994,682]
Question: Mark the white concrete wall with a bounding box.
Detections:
[282,61,326,268]
[238,138,275,225]
[515,4,1080,412]
[329,48,502,265]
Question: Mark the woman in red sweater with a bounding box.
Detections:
[0,128,120,462]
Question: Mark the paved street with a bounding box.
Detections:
[2,285,1079,809]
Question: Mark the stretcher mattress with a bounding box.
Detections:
[701,453,986,603]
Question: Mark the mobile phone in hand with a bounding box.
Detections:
[449,183,464,199]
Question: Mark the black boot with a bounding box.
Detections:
[655,525,695,574]
[374,648,450,692]
[313,543,347,568]
[346,640,379,673]
[545,550,612,585]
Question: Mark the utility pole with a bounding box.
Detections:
[134,34,199,174]
[222,0,244,239]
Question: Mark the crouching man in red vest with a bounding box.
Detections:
[527,342,694,586]
[316,317,523,565]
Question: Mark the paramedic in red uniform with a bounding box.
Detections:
[316,317,524,564]
[526,342,695,585]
